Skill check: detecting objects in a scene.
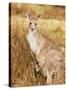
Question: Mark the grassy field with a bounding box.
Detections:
[9,3,65,86]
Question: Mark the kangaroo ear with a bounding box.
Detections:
[26,13,32,20]
[29,14,32,20]
[37,15,40,19]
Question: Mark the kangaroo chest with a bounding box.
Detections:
[27,31,40,54]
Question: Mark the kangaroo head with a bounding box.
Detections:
[27,14,40,31]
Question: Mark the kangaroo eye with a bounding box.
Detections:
[30,22,32,25]
[35,23,37,26]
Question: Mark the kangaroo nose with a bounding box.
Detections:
[32,28,34,31]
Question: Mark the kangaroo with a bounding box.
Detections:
[27,14,65,84]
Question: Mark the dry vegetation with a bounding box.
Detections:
[9,3,65,87]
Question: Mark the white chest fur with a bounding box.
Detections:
[27,30,39,54]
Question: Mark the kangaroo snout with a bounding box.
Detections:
[31,28,34,31]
